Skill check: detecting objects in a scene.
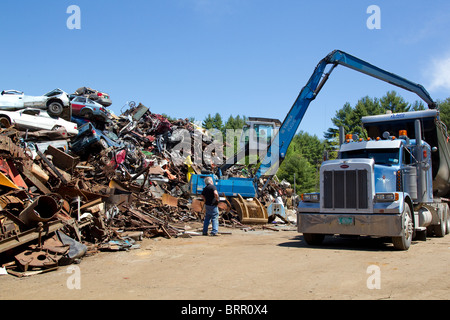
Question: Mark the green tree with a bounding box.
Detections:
[288,131,324,165]
[277,131,325,194]
[325,91,426,143]
[438,98,450,129]
[223,114,248,155]
[277,154,318,194]
[213,113,223,131]
[224,114,247,132]
[410,100,425,111]
[380,91,410,113]
[202,113,223,131]
[324,102,363,140]
[202,114,214,129]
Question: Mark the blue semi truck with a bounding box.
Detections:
[298,109,450,250]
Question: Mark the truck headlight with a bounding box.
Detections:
[301,193,320,202]
[375,193,399,202]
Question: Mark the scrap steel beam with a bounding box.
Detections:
[0,220,65,254]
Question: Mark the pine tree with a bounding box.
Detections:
[325,91,426,143]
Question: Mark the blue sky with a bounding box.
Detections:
[1,0,450,139]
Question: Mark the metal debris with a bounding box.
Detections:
[0,102,295,277]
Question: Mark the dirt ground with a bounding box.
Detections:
[1,212,449,301]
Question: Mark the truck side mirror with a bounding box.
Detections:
[432,147,438,152]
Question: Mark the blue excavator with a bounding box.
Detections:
[190,50,436,224]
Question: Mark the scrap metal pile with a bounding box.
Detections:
[0,97,293,277]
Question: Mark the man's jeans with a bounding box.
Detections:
[203,205,219,235]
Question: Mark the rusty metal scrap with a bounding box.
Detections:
[0,134,30,161]
[0,101,294,277]
[161,193,178,207]
[18,195,61,228]
[15,249,61,271]
[14,232,71,271]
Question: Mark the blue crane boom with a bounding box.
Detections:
[256,49,436,178]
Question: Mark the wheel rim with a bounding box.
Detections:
[403,209,413,241]
[49,103,63,114]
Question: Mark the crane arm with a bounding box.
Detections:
[255,49,436,178]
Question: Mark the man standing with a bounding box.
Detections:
[201,177,220,236]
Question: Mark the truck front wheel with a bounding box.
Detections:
[392,204,413,250]
[303,233,325,245]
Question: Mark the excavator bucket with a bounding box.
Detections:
[231,194,268,224]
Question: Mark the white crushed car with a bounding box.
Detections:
[0,88,70,117]
[0,108,78,136]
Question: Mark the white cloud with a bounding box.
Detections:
[427,53,450,92]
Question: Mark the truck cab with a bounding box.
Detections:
[298,110,449,250]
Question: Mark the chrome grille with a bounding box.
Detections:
[323,169,368,209]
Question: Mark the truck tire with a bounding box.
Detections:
[392,204,413,250]
[303,233,325,245]
[433,207,447,237]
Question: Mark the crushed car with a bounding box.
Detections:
[70,122,122,157]
[0,88,71,117]
[0,108,78,136]
[70,96,110,122]
[73,87,112,107]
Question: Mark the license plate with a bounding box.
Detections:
[338,217,354,226]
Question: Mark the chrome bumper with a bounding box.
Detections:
[297,212,403,237]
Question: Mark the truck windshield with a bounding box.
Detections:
[341,148,400,166]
